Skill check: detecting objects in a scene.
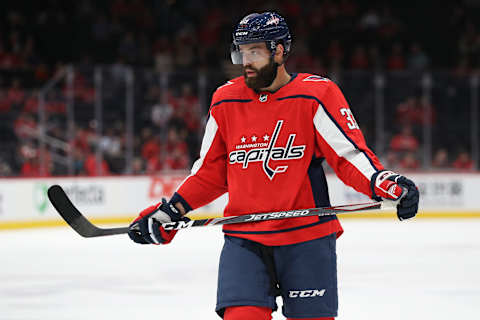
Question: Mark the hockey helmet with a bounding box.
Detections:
[231,12,292,64]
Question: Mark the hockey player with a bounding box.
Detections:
[128,12,420,320]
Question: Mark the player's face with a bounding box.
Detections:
[239,43,278,90]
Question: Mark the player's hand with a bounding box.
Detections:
[128,198,190,245]
[372,171,420,221]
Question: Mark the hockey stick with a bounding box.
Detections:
[48,184,391,238]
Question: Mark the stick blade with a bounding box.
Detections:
[47,185,128,237]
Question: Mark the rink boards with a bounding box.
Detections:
[0,172,479,230]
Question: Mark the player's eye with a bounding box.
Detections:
[240,50,257,56]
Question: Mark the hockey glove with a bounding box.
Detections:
[128,198,190,245]
[371,170,420,221]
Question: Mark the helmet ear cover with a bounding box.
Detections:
[268,41,290,65]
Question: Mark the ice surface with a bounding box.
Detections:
[1,219,479,319]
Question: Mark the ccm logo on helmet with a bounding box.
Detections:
[289,289,326,298]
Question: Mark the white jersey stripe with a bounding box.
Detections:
[191,113,218,175]
[313,103,376,180]
[176,113,219,191]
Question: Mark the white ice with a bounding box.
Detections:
[1,219,479,320]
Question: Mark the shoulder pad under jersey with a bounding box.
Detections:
[298,73,331,83]
[211,76,246,104]
[294,73,332,97]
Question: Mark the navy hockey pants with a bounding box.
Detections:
[216,233,338,319]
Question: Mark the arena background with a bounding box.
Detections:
[0,0,479,226]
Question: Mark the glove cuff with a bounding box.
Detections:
[170,192,193,214]
[370,170,386,201]
[371,170,401,201]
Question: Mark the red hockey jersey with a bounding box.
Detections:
[176,73,384,245]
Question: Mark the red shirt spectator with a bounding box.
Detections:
[164,151,190,170]
[84,153,110,176]
[350,46,369,70]
[23,94,39,113]
[146,154,164,173]
[395,97,419,125]
[21,160,42,177]
[387,43,406,70]
[326,40,344,63]
[141,137,161,161]
[165,128,188,154]
[14,113,37,138]
[398,152,420,170]
[0,51,23,69]
[72,127,94,154]
[20,149,52,177]
[7,79,25,105]
[452,151,474,170]
[0,90,10,113]
[390,126,419,152]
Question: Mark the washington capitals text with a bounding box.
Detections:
[228,120,306,180]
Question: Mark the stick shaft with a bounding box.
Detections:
[162,202,382,230]
[48,184,383,238]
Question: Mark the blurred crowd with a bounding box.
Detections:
[0,0,479,176]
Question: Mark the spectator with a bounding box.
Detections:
[73,147,86,175]
[416,96,436,126]
[21,157,42,176]
[287,40,316,73]
[0,88,11,113]
[151,101,173,130]
[326,40,344,68]
[398,152,420,170]
[452,150,474,170]
[84,150,111,176]
[387,42,406,70]
[0,159,13,176]
[152,36,174,73]
[383,150,399,169]
[407,43,430,71]
[389,126,419,153]
[141,131,162,161]
[164,127,189,170]
[19,145,51,177]
[0,44,23,69]
[395,97,419,126]
[145,149,164,174]
[14,113,37,138]
[7,78,25,107]
[131,157,146,174]
[368,45,383,70]
[432,148,450,169]
[99,127,122,157]
[395,95,436,128]
[23,91,39,113]
[359,8,380,30]
[118,32,138,63]
[350,45,369,70]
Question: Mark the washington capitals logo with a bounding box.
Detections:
[266,15,280,26]
[228,120,306,180]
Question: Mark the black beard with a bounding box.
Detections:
[243,57,279,90]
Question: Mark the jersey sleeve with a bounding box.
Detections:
[313,81,384,198]
[175,105,228,210]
